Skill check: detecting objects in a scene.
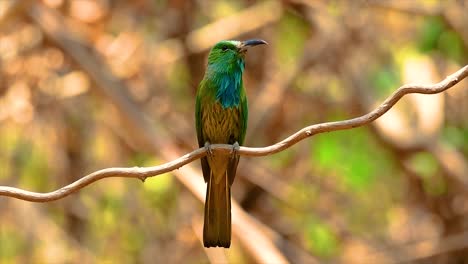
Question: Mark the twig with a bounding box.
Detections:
[0,150,204,202]
[1,64,467,201]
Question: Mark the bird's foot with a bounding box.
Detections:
[204,142,213,157]
[230,142,240,159]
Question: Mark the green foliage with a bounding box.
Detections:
[18,142,50,192]
[443,126,468,154]
[418,17,445,52]
[96,191,124,233]
[274,11,309,67]
[0,227,25,263]
[304,217,339,258]
[312,128,391,192]
[143,172,176,209]
[140,158,178,232]
[128,152,154,167]
[409,153,446,196]
[269,147,295,169]
[409,152,438,177]
[370,63,401,98]
[168,61,192,110]
[418,17,466,63]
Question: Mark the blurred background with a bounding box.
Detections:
[0,0,467,263]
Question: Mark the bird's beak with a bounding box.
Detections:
[239,39,268,53]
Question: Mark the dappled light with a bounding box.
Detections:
[0,1,468,263]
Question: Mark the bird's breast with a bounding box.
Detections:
[201,101,241,144]
[201,101,242,182]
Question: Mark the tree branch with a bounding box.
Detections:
[1,65,467,202]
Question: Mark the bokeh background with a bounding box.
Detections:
[1,0,467,263]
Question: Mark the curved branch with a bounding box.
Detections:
[238,65,468,156]
[1,65,467,202]
[0,148,208,202]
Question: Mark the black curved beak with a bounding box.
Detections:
[239,39,268,52]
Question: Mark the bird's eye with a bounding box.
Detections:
[221,46,228,51]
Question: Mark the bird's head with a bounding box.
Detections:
[206,39,267,74]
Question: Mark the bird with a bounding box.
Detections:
[195,39,267,248]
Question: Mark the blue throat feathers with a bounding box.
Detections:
[215,71,242,108]
[209,58,245,109]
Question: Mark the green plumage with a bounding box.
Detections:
[195,39,266,248]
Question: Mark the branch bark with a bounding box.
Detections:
[1,64,467,202]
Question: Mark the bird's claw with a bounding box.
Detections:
[230,142,240,159]
[204,142,213,157]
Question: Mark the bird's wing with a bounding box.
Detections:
[227,89,247,185]
[239,87,248,145]
[196,87,211,183]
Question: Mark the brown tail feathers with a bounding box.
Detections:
[203,171,231,248]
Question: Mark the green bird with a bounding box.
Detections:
[195,39,267,248]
